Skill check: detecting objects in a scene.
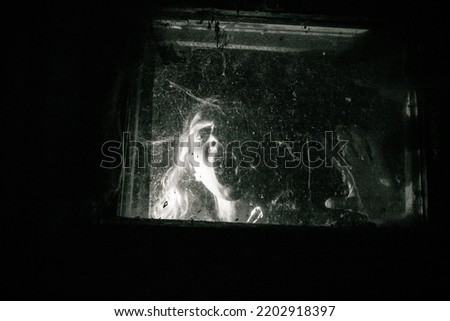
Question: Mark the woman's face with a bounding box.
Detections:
[189,118,245,201]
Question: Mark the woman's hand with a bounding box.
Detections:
[247,206,264,223]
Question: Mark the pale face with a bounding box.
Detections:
[189,121,243,201]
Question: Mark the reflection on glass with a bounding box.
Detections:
[119,13,425,226]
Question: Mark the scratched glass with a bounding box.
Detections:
[118,12,426,226]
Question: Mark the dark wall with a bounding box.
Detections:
[7,0,450,299]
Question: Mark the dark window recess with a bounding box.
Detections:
[116,9,426,227]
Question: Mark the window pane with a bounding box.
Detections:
[118,12,425,226]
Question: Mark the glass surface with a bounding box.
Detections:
[117,13,425,226]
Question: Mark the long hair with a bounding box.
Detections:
[149,98,231,221]
[148,97,307,224]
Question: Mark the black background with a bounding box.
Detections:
[5,0,450,299]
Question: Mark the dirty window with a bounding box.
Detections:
[114,10,426,227]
